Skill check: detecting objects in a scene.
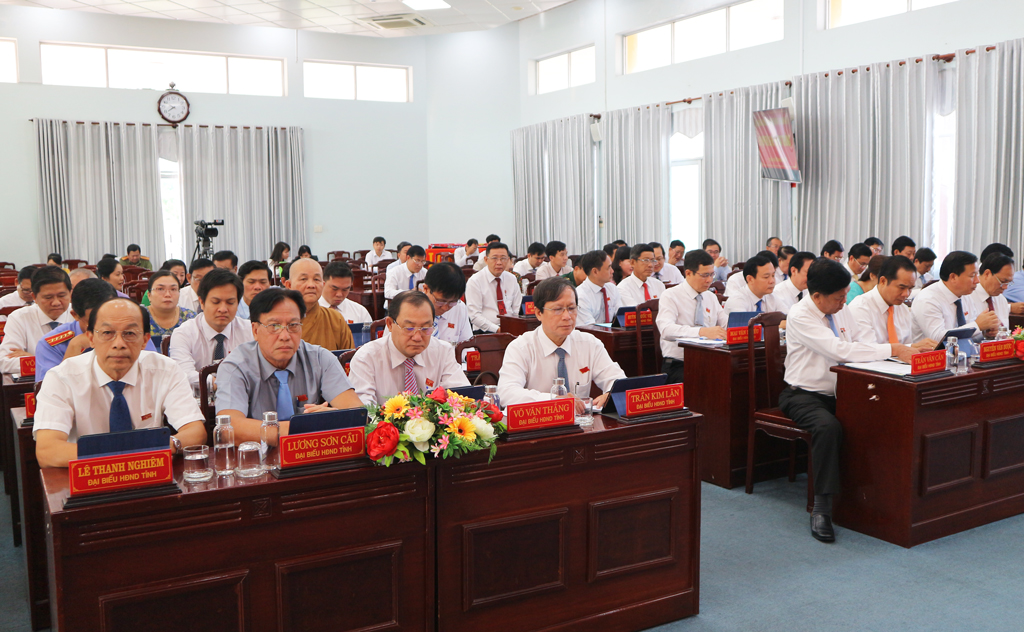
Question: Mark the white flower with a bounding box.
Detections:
[472,416,495,442]
[405,417,436,444]
[413,441,430,453]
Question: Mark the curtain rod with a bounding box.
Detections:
[27,119,268,129]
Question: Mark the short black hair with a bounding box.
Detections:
[96,257,121,280]
[891,236,916,254]
[102,253,117,260]
[613,240,627,247]
[602,243,617,256]
[47,253,62,265]
[859,255,888,282]
[485,242,510,256]
[788,251,817,276]
[683,249,714,273]
[323,261,353,281]
[395,241,412,254]
[879,255,917,283]
[388,290,435,321]
[294,245,313,260]
[806,258,852,296]
[702,239,721,250]
[527,242,546,256]
[743,254,773,282]
[71,278,117,317]
[160,259,187,272]
[849,243,872,260]
[864,237,883,248]
[238,260,272,281]
[146,270,179,292]
[213,250,238,268]
[545,241,567,258]
[533,276,576,312]
[821,240,844,256]
[466,238,479,248]
[981,253,1014,276]
[373,236,386,244]
[980,243,1014,262]
[914,247,937,263]
[249,287,306,322]
[17,266,36,284]
[765,236,781,247]
[579,250,609,276]
[486,234,501,243]
[779,246,797,259]
[630,243,655,260]
[756,250,779,269]
[650,241,665,253]
[197,268,243,301]
[669,240,685,250]
[407,245,426,259]
[189,258,214,275]
[88,297,150,334]
[938,251,978,282]
[126,244,140,254]
[423,262,466,298]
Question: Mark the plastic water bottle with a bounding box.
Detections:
[212,415,236,475]
[260,411,280,471]
[996,325,1009,341]
[946,336,959,372]
[483,384,501,410]
[550,377,568,399]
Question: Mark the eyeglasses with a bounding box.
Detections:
[258,322,303,334]
[397,324,436,335]
[488,256,510,263]
[655,256,666,263]
[434,298,461,308]
[997,278,1013,288]
[694,272,715,279]
[94,329,143,343]
[635,258,657,265]
[544,306,578,316]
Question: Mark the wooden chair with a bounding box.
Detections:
[521,273,536,287]
[124,281,147,303]
[337,349,357,375]
[370,273,387,320]
[731,262,745,272]
[726,269,743,281]
[353,249,371,261]
[922,279,939,290]
[715,293,728,306]
[160,332,172,356]
[527,279,542,295]
[744,311,813,511]
[709,281,726,295]
[634,298,661,375]
[0,262,15,270]
[374,260,395,273]
[63,259,88,270]
[369,318,388,341]
[466,255,479,266]
[0,305,26,317]
[455,333,516,386]
[198,361,222,428]
[352,268,370,291]
[568,254,582,268]
[461,266,476,281]
[0,288,14,298]
[0,276,15,288]
[329,251,351,261]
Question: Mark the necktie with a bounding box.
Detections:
[797,291,804,301]
[48,322,59,330]
[643,282,651,301]
[695,293,705,326]
[403,357,418,394]
[600,286,609,323]
[755,299,763,314]
[826,314,840,337]
[886,306,899,344]
[954,298,966,327]
[108,381,132,433]
[213,333,227,360]
[986,296,994,312]
[783,273,789,280]
[495,279,507,316]
[654,271,661,280]
[554,348,569,385]
[274,370,294,420]
[408,274,415,290]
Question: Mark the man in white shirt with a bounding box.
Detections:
[170,268,253,389]
[652,243,683,285]
[472,235,502,272]
[0,266,35,308]
[668,240,686,267]
[911,251,999,342]
[320,261,372,325]
[773,251,814,314]
[821,239,844,262]
[865,237,884,256]
[453,239,480,268]
[780,258,916,543]
[0,266,73,374]
[178,258,213,314]
[967,253,1017,334]
[236,260,272,321]
[891,235,916,259]
[33,298,206,468]
[465,242,522,333]
[535,240,572,281]
[849,255,936,348]
[844,243,872,281]
[724,254,779,315]
[497,277,626,409]
[365,236,388,268]
[656,250,728,383]
[512,242,546,277]
[575,250,621,326]
[385,242,412,272]
[703,239,730,283]
[618,243,666,306]
[726,250,779,298]
[910,248,937,298]
[775,246,796,285]
[384,245,427,304]
[348,291,470,405]
[421,262,473,346]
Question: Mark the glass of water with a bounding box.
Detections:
[235,441,264,478]
[575,384,594,427]
[183,445,213,482]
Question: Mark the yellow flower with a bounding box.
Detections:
[382,395,410,419]
[447,390,475,405]
[446,416,477,442]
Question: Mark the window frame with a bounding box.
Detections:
[0,38,19,84]
[827,0,956,29]
[535,44,596,95]
[302,58,413,103]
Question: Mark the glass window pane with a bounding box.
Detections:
[670,132,705,161]
[625,23,671,74]
[304,62,355,100]
[0,41,16,83]
[674,10,726,63]
[538,53,569,94]
[356,65,408,102]
[108,49,226,93]
[912,0,957,8]
[228,57,283,97]
[41,44,106,88]
[670,162,702,257]
[830,0,905,28]
[729,0,785,51]
[569,46,595,87]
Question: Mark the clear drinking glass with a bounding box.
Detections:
[213,415,236,475]
[235,441,264,478]
[575,384,594,427]
[957,351,969,375]
[261,412,280,472]
[183,445,213,482]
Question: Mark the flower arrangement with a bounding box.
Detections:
[1012,327,1024,360]
[364,387,506,466]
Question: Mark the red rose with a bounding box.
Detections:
[485,402,503,423]
[1016,340,1024,358]
[428,387,447,403]
[366,423,400,460]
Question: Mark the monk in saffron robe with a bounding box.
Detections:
[285,258,354,351]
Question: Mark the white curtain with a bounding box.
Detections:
[954,39,1024,260]
[600,103,671,246]
[703,82,789,260]
[177,125,307,263]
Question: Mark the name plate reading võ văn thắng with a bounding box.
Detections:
[506,399,575,433]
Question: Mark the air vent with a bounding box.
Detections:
[360,13,433,30]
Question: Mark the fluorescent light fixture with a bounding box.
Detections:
[403,0,450,9]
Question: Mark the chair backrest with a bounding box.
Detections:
[351,268,370,291]
[124,281,147,303]
[369,318,388,340]
[716,293,728,305]
[0,288,14,298]
[374,260,395,273]
[455,333,516,386]
[527,279,542,294]
[922,279,939,290]
[466,255,479,265]
[727,269,743,280]
[0,305,26,317]
[64,259,88,270]
[371,273,387,293]
[160,331,172,356]
[0,262,15,270]
[337,349,357,375]
[354,249,371,260]
[198,361,222,425]
[731,262,745,272]
[461,265,476,281]
[568,254,582,267]
[327,250,350,261]
[746,312,787,419]
[709,281,726,295]
[635,298,661,373]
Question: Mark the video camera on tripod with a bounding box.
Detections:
[192,219,225,261]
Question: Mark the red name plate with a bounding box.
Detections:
[19,356,35,377]
[625,384,685,417]
[911,350,947,375]
[523,301,537,316]
[279,427,365,469]
[466,350,481,372]
[979,339,1015,363]
[506,399,575,433]
[68,449,173,497]
[24,393,36,418]
[623,310,653,328]
[726,326,763,345]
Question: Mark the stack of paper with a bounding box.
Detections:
[677,337,726,347]
[844,361,914,376]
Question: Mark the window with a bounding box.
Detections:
[159,158,184,262]
[0,40,17,84]
[669,132,705,252]
[303,61,411,102]
[41,43,284,96]
[828,0,958,28]
[536,45,596,95]
[931,112,957,261]
[626,0,783,74]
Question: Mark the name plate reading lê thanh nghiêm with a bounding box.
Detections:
[279,427,366,469]
[68,450,173,497]
[506,399,575,433]
[911,350,947,376]
[979,339,1016,363]
[624,384,685,417]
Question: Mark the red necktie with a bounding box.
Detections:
[643,282,651,301]
[495,278,506,316]
[987,296,994,312]
[601,286,609,323]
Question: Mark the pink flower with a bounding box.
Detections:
[439,435,450,449]
[408,406,423,419]
[437,413,452,426]
[447,395,463,408]
[475,409,488,420]
[430,443,443,457]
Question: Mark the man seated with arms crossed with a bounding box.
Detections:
[384,244,427,305]
[320,261,372,325]
[178,258,214,314]
[966,254,1017,335]
[473,235,502,271]
[911,251,999,342]
[497,277,626,409]
[0,266,74,374]
[773,251,815,314]
[386,242,412,272]
[454,238,479,267]
[365,236,387,268]
[120,243,152,271]
[466,241,522,333]
[724,253,780,315]
[235,260,272,320]
[216,288,364,443]
[33,298,206,468]
[0,266,35,308]
[618,243,666,306]
[652,242,683,285]
[535,240,572,281]
[512,242,546,277]
[170,268,253,389]
[348,291,470,405]
[421,262,473,345]
[575,250,621,326]
[285,258,353,351]
[725,250,778,297]
[656,250,728,384]
[848,256,937,349]
[781,258,917,543]
[703,239,730,282]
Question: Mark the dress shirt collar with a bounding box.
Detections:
[863,286,891,315]
[318,295,340,311]
[256,343,300,381]
[973,285,993,301]
[580,278,603,295]
[387,334,425,369]
[628,273,650,286]
[198,313,231,341]
[536,327,573,358]
[678,279,701,300]
[937,281,961,305]
[91,352,141,388]
[734,282,758,303]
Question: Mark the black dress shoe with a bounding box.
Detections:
[810,513,835,543]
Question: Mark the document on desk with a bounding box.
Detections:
[677,337,726,347]
[844,361,914,376]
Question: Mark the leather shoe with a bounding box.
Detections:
[810,513,835,543]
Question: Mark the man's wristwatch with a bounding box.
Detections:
[170,436,182,456]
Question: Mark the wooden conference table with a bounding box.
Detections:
[12,408,49,630]
[1010,313,1023,331]
[3,373,34,546]
[42,412,702,632]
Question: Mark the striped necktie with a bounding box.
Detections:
[403,357,418,394]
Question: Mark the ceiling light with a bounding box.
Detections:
[402,0,451,10]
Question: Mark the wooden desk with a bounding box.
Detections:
[833,363,1024,547]
[1010,313,1023,331]
[3,373,33,546]
[498,314,539,336]
[12,408,48,629]
[348,289,383,321]
[680,342,796,489]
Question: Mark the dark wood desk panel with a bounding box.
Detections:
[1010,313,1023,331]
[833,363,1024,547]
[349,289,383,321]
[12,408,48,629]
[680,343,795,489]
[499,314,539,337]
[497,317,658,377]
[437,414,701,632]
[44,463,434,632]
[4,374,33,546]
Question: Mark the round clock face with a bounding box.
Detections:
[158,92,189,123]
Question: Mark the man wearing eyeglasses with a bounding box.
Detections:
[216,288,363,443]
[33,298,206,468]
[320,261,372,325]
[466,242,522,334]
[655,250,728,384]
[348,291,470,406]
[421,262,473,345]
[617,243,666,307]
[911,251,999,342]
[966,253,1018,335]
[383,245,428,307]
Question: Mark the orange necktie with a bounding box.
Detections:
[886,306,898,344]
[643,282,651,301]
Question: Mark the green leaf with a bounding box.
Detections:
[412,450,426,465]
